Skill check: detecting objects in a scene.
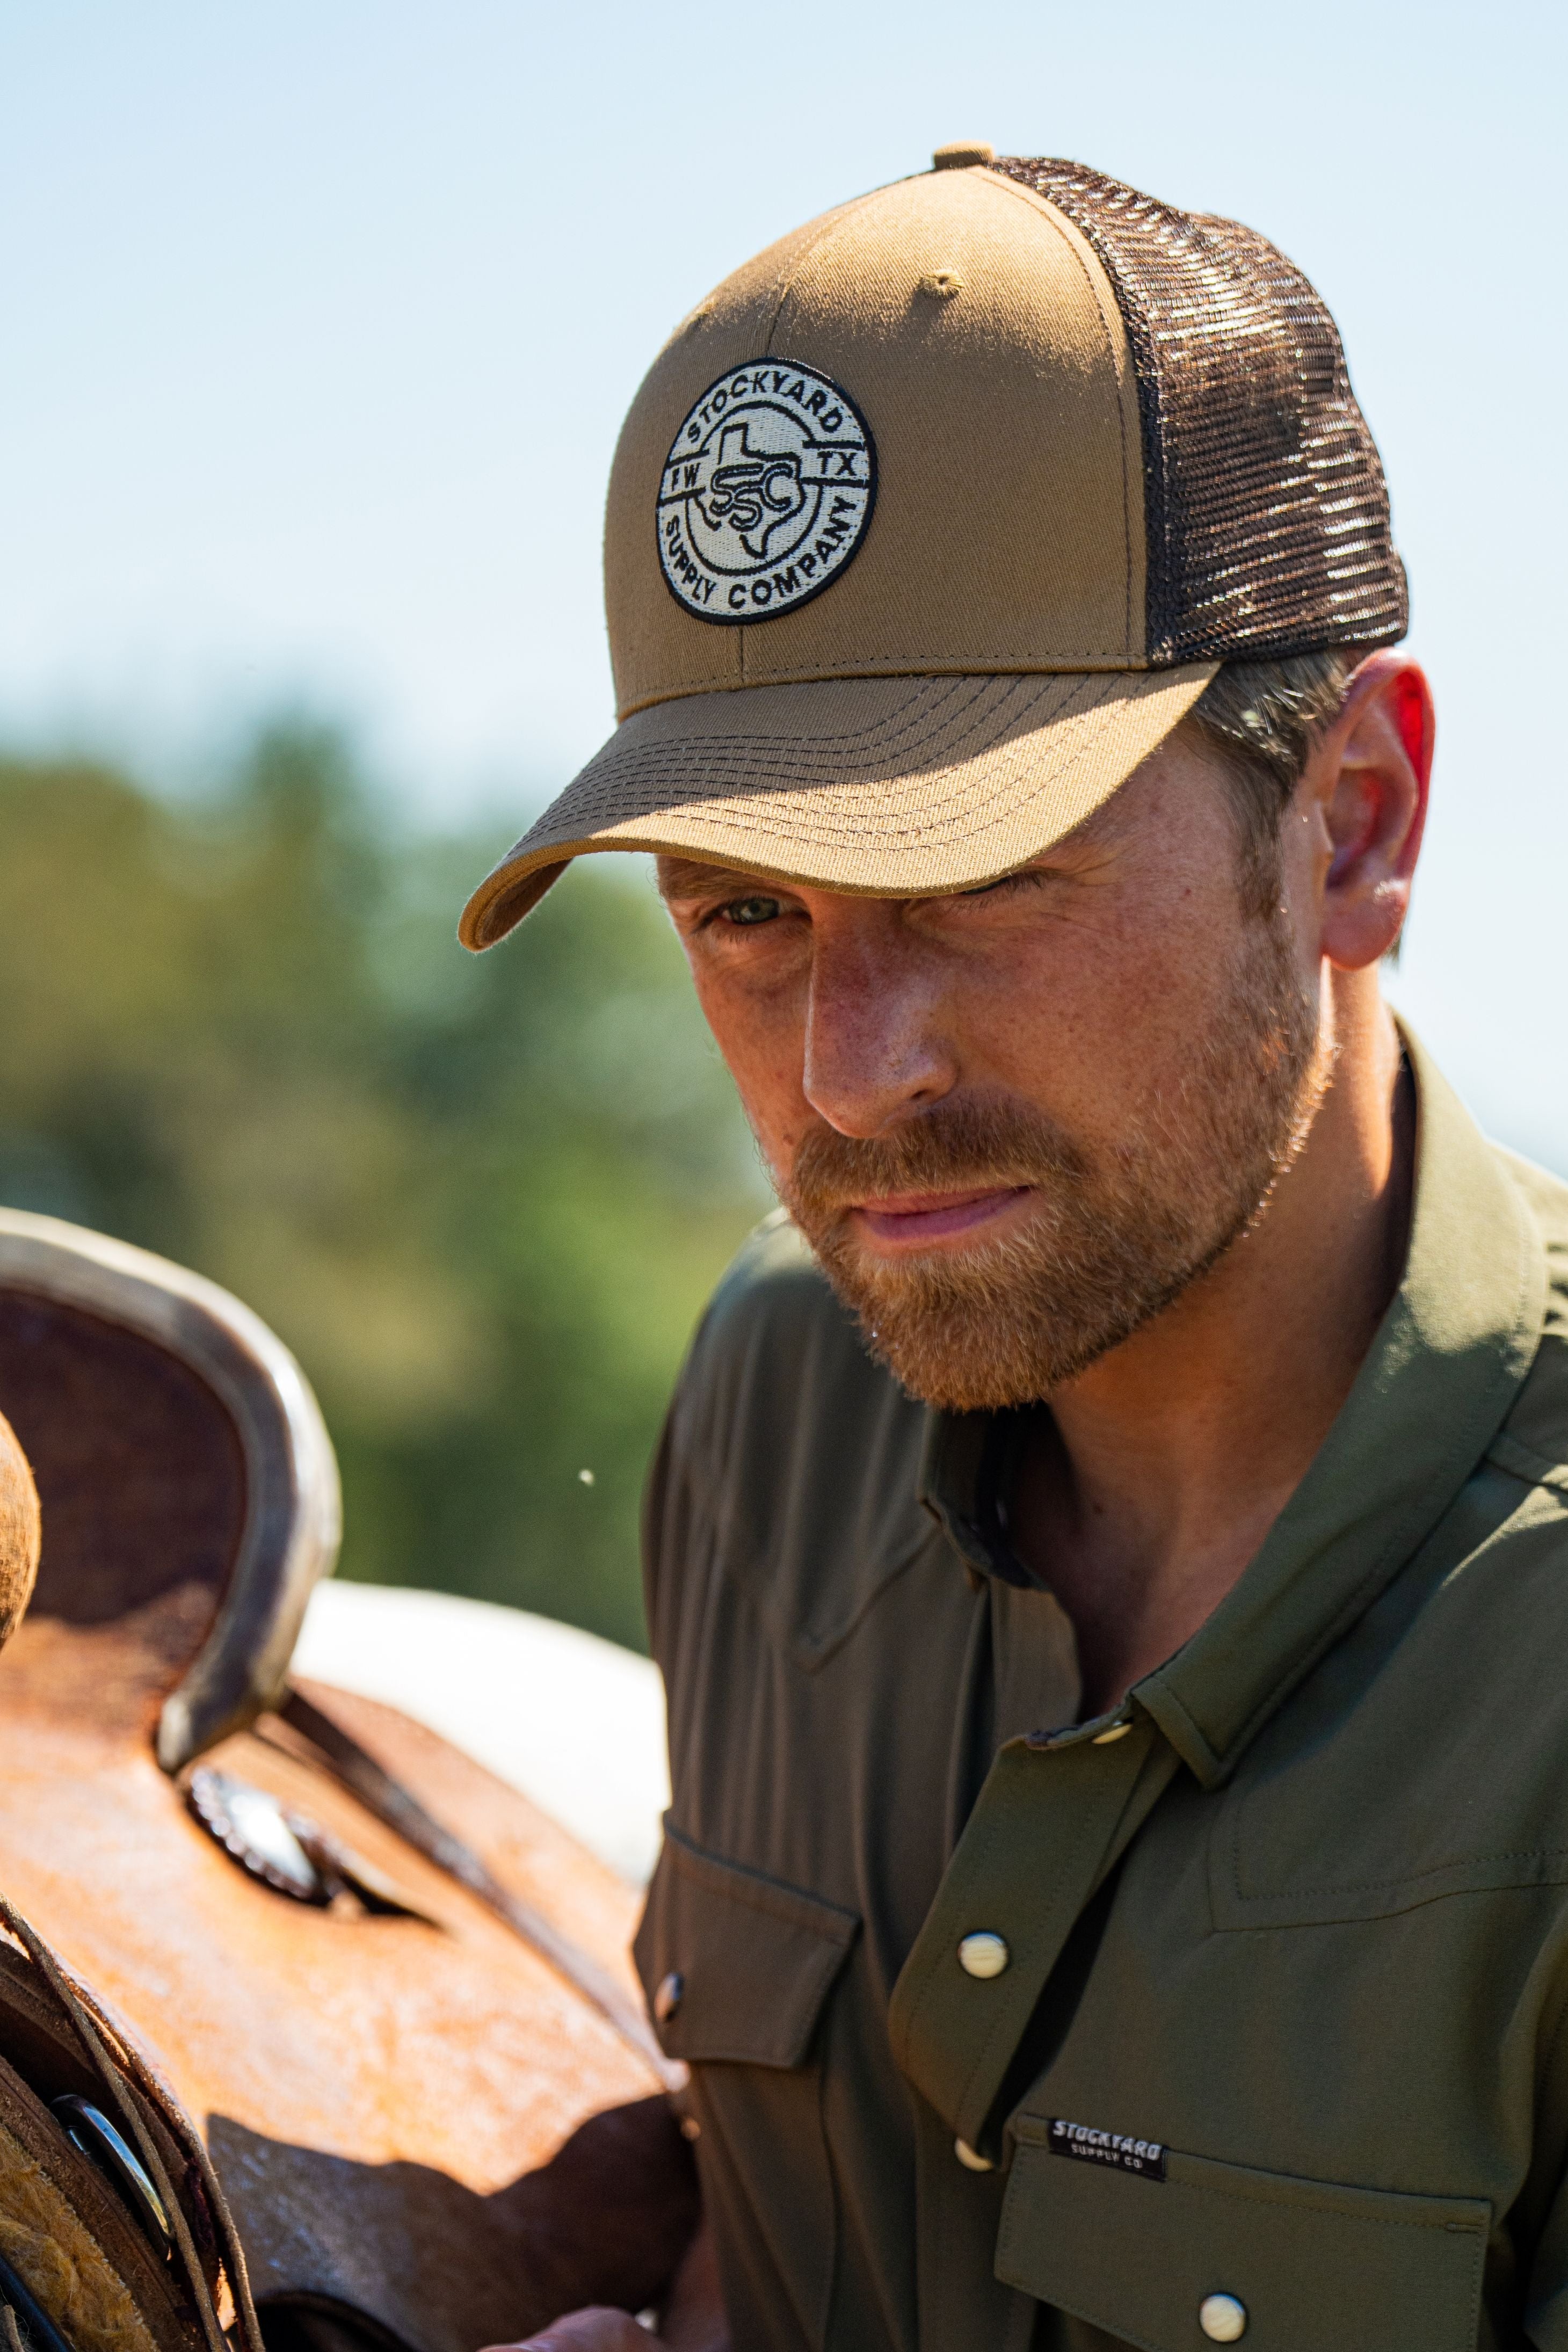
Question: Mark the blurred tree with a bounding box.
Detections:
[0,725,767,1649]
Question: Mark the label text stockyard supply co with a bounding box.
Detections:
[1047,2119,1167,2181]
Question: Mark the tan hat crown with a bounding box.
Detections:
[608,156,1151,718]
[461,150,1403,947]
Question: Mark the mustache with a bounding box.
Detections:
[784,1097,1092,1217]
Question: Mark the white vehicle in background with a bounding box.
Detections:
[294,1580,669,1886]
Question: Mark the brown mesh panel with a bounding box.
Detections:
[991,158,1408,666]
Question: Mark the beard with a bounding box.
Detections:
[773,909,1326,1412]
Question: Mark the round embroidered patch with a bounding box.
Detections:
[656,359,876,625]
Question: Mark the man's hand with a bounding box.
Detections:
[489,2222,729,2352]
[498,2312,649,2349]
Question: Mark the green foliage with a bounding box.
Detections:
[0,724,767,1649]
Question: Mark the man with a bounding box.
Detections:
[464,147,1568,2349]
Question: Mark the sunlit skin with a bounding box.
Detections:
[497,652,1433,2352]
[497,2220,726,2351]
[657,654,1432,1717]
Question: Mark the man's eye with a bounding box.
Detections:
[720,895,782,927]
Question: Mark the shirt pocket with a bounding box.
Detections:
[634,1817,860,2066]
[997,2119,1490,2352]
[634,1824,862,2352]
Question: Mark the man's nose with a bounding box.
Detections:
[800,921,954,1139]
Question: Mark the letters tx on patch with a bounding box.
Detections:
[657,358,876,625]
[1048,2118,1166,2181]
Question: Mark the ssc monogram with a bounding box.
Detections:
[657,359,876,623]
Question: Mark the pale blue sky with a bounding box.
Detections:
[1,1,1563,1160]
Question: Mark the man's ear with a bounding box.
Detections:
[1311,651,1434,971]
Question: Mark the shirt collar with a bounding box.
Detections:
[918,1028,1549,1787]
[917,1405,1042,1591]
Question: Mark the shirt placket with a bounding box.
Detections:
[890,1708,1179,2164]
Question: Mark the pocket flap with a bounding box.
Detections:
[634,1821,860,2068]
[997,2119,1490,2352]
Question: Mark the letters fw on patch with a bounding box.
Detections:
[656,358,876,623]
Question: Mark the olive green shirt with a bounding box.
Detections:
[634,1034,1568,2352]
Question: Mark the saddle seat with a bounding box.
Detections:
[0,1211,693,2352]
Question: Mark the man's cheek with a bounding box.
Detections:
[716,1017,816,1136]
[717,1062,802,1187]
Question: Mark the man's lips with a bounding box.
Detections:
[850,1185,1033,1246]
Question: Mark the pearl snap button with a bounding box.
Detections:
[958,1932,1010,1979]
[654,1971,684,2024]
[953,2138,995,2172]
[1199,2293,1247,2341]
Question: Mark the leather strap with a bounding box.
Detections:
[275,1687,680,2092]
[0,1895,263,2352]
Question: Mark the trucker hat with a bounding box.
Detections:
[460,146,1405,949]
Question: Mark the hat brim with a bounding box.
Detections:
[459,666,1218,949]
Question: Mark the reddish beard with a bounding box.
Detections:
[774,911,1324,1411]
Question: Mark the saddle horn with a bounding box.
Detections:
[0,1209,340,1770]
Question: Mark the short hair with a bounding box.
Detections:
[1184,649,1359,917]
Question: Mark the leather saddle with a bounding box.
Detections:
[0,1210,693,2352]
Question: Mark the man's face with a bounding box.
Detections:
[659,732,1331,1411]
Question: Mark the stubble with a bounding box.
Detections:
[774,911,1326,1412]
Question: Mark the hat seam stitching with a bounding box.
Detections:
[524,684,1108,820]
[618,676,1003,756]
[599,675,1086,765]
[596,665,1207,764]
[595,706,1095,787]
[738,185,896,692]
[617,655,1157,719]
[977,166,1141,656]
[521,689,1176,848]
